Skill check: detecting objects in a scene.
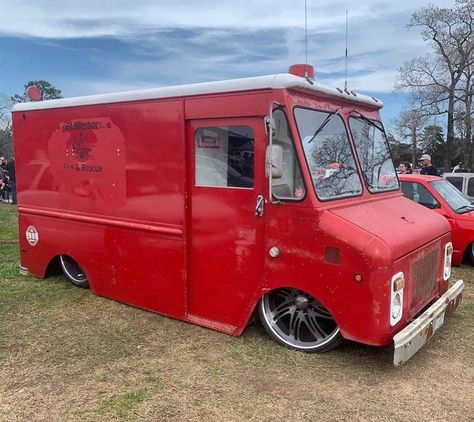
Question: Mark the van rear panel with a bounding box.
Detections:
[14,99,188,319]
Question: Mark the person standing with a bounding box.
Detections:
[0,157,7,202]
[399,161,413,174]
[419,154,438,176]
[6,158,16,204]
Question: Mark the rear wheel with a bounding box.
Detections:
[259,288,343,352]
[59,255,89,288]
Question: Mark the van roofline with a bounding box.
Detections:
[12,73,383,112]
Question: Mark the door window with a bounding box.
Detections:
[467,177,474,197]
[402,182,440,209]
[195,126,254,188]
[272,109,306,200]
[446,176,463,192]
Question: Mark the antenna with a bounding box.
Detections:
[344,10,348,90]
[305,0,308,68]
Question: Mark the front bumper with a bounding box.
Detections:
[393,279,464,366]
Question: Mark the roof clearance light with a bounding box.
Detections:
[26,85,42,102]
[289,64,315,79]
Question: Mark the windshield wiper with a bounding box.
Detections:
[307,107,342,143]
[350,110,383,131]
[455,205,474,213]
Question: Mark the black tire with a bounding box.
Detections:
[59,255,89,288]
[258,288,343,353]
[467,243,474,265]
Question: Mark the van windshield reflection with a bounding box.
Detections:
[295,107,362,200]
[349,115,399,193]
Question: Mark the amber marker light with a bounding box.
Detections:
[393,275,405,292]
[354,273,363,283]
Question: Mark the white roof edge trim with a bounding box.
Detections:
[12,73,383,112]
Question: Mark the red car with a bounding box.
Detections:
[400,174,474,266]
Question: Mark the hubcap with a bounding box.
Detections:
[295,295,309,310]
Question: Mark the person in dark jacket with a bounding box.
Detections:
[419,154,438,176]
[6,158,16,204]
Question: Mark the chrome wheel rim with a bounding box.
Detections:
[261,288,339,349]
[60,255,88,284]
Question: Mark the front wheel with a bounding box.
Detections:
[466,243,474,265]
[59,255,89,288]
[258,288,343,353]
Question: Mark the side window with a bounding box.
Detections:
[400,181,415,200]
[272,109,306,200]
[446,176,463,192]
[195,126,254,188]
[467,177,474,197]
[413,183,440,209]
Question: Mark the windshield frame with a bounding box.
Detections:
[349,115,399,195]
[293,105,364,202]
[430,179,474,214]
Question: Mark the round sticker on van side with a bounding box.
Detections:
[26,225,39,246]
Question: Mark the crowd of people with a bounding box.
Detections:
[0,156,16,205]
[398,154,471,176]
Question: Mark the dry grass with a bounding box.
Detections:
[0,203,473,421]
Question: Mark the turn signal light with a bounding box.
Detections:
[393,276,405,292]
[447,244,453,256]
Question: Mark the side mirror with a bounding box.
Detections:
[266,145,283,179]
[264,116,276,136]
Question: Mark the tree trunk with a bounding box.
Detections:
[444,89,456,170]
[411,128,417,169]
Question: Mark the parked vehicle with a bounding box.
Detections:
[12,64,463,365]
[443,172,474,201]
[400,173,474,266]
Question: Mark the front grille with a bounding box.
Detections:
[411,249,438,312]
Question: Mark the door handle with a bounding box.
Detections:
[255,195,265,217]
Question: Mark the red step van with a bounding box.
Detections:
[11,64,464,365]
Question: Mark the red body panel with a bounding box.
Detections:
[12,86,452,347]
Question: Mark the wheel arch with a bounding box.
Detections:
[238,283,344,337]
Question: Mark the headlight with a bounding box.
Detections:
[392,293,402,319]
[444,243,453,281]
[390,272,404,326]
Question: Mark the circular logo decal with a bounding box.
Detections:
[26,225,39,246]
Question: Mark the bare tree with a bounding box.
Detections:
[396,0,474,169]
[0,94,13,159]
[455,61,474,169]
[393,109,428,168]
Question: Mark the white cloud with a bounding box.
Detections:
[0,0,453,38]
[320,69,400,93]
[0,0,457,104]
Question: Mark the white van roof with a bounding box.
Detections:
[12,73,383,112]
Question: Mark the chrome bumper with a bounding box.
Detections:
[393,279,464,366]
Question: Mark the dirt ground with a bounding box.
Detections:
[0,206,473,421]
[0,266,472,422]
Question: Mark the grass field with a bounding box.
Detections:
[0,204,473,421]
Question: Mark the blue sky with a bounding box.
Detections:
[0,0,454,129]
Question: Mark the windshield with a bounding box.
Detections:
[430,179,474,213]
[294,107,362,200]
[349,116,399,192]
